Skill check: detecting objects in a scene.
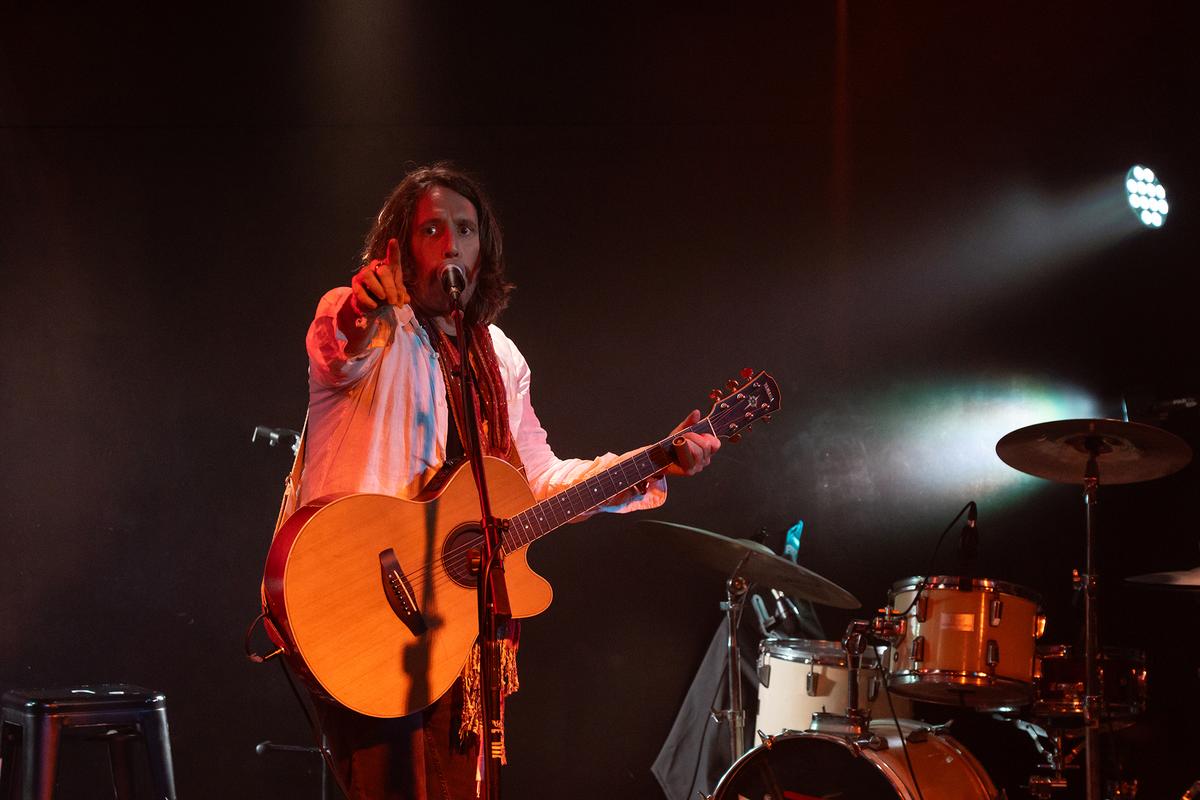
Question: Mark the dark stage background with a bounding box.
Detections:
[2,5,1197,798]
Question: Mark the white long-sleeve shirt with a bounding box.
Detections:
[300,287,667,515]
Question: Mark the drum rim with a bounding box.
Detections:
[889,669,1034,708]
[1032,698,1146,717]
[710,730,865,800]
[759,637,883,667]
[1036,643,1147,661]
[711,722,998,800]
[890,574,1043,604]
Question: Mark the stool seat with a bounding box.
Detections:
[3,686,166,715]
[1,683,177,800]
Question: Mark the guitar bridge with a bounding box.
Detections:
[379,549,427,637]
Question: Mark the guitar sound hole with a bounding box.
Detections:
[443,524,485,588]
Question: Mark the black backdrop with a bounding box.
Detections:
[2,5,1198,798]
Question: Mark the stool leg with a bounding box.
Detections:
[107,736,136,800]
[1,721,20,800]
[22,715,60,800]
[140,709,176,800]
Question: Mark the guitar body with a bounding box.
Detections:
[263,457,553,718]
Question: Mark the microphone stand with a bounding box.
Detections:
[449,290,510,800]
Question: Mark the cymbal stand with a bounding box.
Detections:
[713,557,750,764]
[1080,446,1102,800]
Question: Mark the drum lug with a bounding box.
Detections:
[987,639,1000,667]
[758,663,771,688]
[990,598,1004,626]
[862,733,888,751]
[916,593,929,623]
[805,668,819,697]
[868,675,881,702]
[910,635,925,662]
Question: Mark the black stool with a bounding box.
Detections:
[0,684,177,800]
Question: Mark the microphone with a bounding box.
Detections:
[958,501,978,585]
[438,263,467,304]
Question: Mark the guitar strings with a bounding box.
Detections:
[364,405,749,594]
[387,432,683,592]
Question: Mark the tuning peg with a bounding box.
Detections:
[726,378,741,392]
[708,388,724,402]
[762,415,773,424]
[740,367,755,381]
[729,433,742,444]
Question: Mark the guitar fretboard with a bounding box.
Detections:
[503,422,710,550]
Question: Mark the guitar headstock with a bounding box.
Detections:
[705,369,781,442]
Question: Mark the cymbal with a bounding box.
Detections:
[640,520,861,609]
[1126,565,1200,589]
[996,418,1192,485]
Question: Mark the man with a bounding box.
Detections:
[297,163,719,798]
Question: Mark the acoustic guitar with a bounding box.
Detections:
[262,370,780,718]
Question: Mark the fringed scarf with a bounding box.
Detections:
[423,317,522,764]
[425,319,518,466]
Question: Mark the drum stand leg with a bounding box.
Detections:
[713,569,750,765]
[1081,454,1102,800]
[1025,728,1072,799]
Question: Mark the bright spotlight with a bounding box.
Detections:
[1126,165,1169,228]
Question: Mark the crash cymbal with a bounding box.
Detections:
[996,418,1192,485]
[1126,565,1200,589]
[640,520,861,609]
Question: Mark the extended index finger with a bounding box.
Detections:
[385,237,401,270]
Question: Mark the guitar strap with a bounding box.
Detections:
[255,410,309,658]
[273,410,309,537]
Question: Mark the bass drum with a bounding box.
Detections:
[712,719,998,800]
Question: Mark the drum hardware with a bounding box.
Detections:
[996,418,1192,800]
[1022,726,1079,800]
[709,720,998,800]
[884,575,1043,709]
[639,521,861,609]
[639,520,861,766]
[1032,645,1147,729]
[712,570,750,764]
[756,638,913,737]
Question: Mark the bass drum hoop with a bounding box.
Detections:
[710,724,996,800]
[712,732,911,800]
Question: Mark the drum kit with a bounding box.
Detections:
[650,418,1196,800]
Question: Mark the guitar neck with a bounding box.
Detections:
[503,419,714,550]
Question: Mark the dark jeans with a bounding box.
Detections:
[315,680,479,800]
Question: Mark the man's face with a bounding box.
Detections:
[406,185,482,318]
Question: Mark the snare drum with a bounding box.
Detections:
[712,718,997,800]
[886,576,1044,710]
[757,638,912,735]
[1033,644,1147,728]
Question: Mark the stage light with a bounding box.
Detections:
[1126,165,1168,228]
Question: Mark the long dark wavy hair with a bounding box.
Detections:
[361,163,514,325]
